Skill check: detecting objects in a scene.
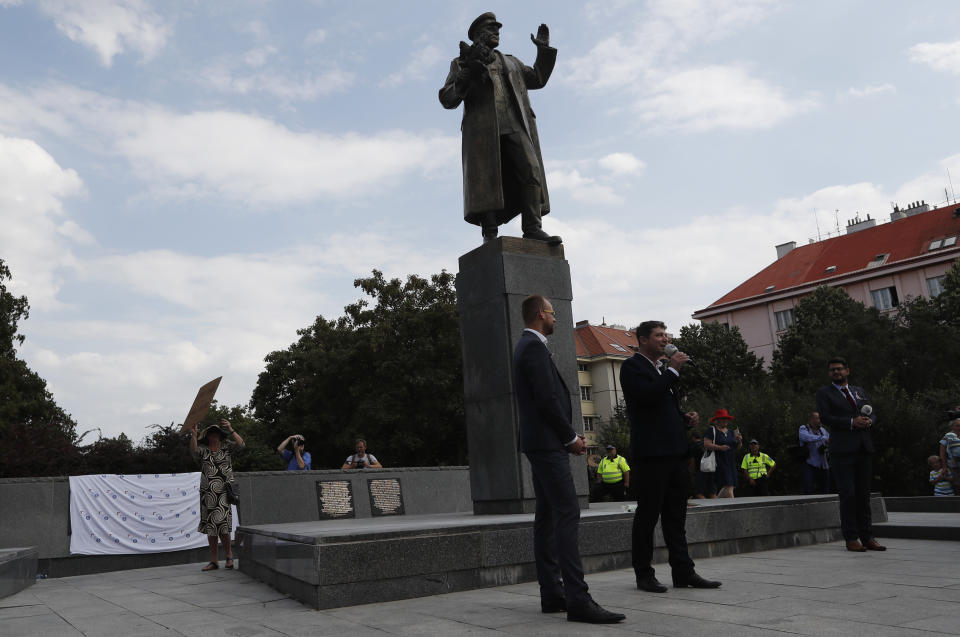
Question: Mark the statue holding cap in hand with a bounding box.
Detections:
[439,12,560,245]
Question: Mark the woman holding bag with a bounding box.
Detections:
[703,409,741,498]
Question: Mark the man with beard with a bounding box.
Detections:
[512,294,624,624]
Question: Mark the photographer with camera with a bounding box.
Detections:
[798,412,830,494]
[342,439,382,470]
[277,434,311,471]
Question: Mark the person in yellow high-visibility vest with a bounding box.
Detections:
[595,445,630,501]
[740,439,775,496]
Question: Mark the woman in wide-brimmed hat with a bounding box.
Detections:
[189,419,244,571]
[703,409,742,498]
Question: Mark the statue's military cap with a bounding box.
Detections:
[468,12,502,41]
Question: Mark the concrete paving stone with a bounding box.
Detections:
[149,608,286,636]
[750,613,954,636]
[0,588,44,608]
[596,589,791,625]
[900,613,960,634]
[0,611,85,636]
[63,609,179,637]
[741,593,936,626]
[103,591,199,615]
[216,597,310,621]
[0,602,59,619]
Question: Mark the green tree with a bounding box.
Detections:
[597,402,632,462]
[250,270,466,469]
[672,322,765,399]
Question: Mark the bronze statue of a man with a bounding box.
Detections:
[439,12,560,245]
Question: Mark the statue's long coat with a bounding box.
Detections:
[439,45,556,226]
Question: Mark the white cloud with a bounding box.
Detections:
[909,41,960,74]
[241,45,277,68]
[304,28,326,47]
[0,134,85,309]
[843,84,896,99]
[634,65,818,133]
[382,43,447,87]
[598,152,646,176]
[36,0,171,66]
[547,169,623,205]
[564,0,810,133]
[200,63,355,100]
[0,83,458,205]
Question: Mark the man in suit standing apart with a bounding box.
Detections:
[513,295,624,624]
[621,321,721,593]
[815,357,886,552]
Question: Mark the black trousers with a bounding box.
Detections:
[632,456,695,579]
[525,450,590,606]
[744,475,770,497]
[831,450,873,542]
[594,480,626,501]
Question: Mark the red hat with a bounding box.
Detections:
[710,408,735,423]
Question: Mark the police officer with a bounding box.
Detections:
[740,439,775,496]
[595,445,630,501]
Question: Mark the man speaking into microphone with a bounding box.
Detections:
[620,321,720,593]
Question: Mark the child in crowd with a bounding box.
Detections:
[928,455,954,496]
[943,432,960,490]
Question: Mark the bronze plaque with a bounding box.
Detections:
[368,478,404,517]
[316,480,354,519]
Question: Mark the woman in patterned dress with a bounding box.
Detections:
[189,419,244,571]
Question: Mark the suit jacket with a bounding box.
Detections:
[620,354,688,460]
[814,383,875,454]
[439,46,555,226]
[513,330,576,453]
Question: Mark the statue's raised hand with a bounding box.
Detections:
[530,23,549,47]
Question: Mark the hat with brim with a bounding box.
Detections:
[749,439,759,444]
[199,423,227,444]
[468,12,502,41]
[606,445,615,450]
[710,408,735,423]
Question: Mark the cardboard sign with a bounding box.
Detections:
[180,377,222,434]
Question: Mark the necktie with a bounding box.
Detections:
[841,386,857,410]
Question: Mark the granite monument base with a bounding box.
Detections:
[456,237,587,514]
[236,494,883,610]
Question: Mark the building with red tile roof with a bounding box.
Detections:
[693,201,960,363]
[574,320,638,455]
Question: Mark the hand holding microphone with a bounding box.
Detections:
[663,344,693,369]
[854,404,873,429]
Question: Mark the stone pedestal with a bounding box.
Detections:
[456,237,587,514]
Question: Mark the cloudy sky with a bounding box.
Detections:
[2,0,960,442]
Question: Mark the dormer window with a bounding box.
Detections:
[765,285,775,292]
[866,253,889,269]
[825,265,837,274]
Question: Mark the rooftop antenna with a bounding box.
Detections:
[948,167,957,203]
[834,209,840,237]
[813,208,822,241]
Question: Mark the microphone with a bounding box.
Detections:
[860,405,873,417]
[664,344,695,366]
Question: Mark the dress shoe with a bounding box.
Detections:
[540,598,566,613]
[522,229,563,245]
[567,599,625,624]
[672,572,721,589]
[864,539,887,551]
[636,574,667,593]
[846,540,867,552]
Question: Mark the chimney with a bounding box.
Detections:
[775,241,797,259]
[845,214,876,234]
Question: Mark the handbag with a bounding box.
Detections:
[225,480,240,506]
[700,426,717,473]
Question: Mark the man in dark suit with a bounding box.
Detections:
[814,357,886,552]
[513,294,624,624]
[620,320,721,593]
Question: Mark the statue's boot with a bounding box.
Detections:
[519,186,561,245]
[481,213,498,243]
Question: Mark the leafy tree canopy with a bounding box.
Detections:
[250,269,466,469]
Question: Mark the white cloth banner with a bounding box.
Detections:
[69,473,237,555]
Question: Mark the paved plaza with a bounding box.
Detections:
[3,538,960,636]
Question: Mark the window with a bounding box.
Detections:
[774,308,795,332]
[871,286,899,310]
[825,265,837,274]
[945,236,958,247]
[866,253,889,269]
[610,343,628,352]
[928,275,947,297]
[583,416,596,432]
[580,386,592,401]
[930,239,943,250]
[930,236,958,250]
[577,363,588,372]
